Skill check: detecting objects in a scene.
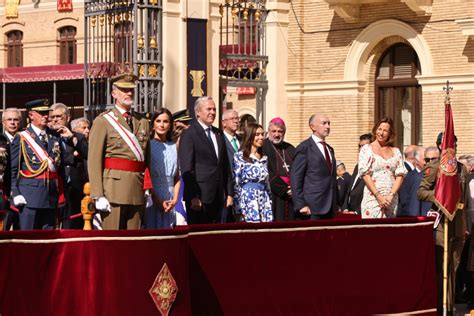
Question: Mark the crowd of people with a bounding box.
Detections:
[0,73,472,312]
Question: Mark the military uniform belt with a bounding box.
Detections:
[104,157,145,172]
[21,170,58,180]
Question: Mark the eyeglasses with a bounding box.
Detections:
[224,117,239,121]
[50,114,65,119]
[424,157,438,163]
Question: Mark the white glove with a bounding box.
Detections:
[13,195,27,207]
[145,190,153,208]
[95,197,111,213]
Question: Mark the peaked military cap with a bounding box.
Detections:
[172,109,193,122]
[25,99,50,112]
[111,73,138,89]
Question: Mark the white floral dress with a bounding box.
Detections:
[358,144,407,218]
[233,151,273,223]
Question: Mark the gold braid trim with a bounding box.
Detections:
[18,136,49,178]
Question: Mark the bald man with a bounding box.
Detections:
[403,144,418,172]
[290,113,338,220]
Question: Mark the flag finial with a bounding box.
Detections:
[443,80,452,104]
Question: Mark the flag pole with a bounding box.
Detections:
[443,216,448,316]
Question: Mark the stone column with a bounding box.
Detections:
[264,0,289,125]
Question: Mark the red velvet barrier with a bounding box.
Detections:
[0,218,436,316]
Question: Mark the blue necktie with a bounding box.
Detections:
[206,128,212,142]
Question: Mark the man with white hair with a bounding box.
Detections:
[2,108,21,230]
[398,146,434,217]
[179,96,233,224]
[262,117,296,221]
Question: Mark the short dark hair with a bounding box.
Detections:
[359,133,372,142]
[150,108,174,142]
[436,132,457,147]
[371,117,396,146]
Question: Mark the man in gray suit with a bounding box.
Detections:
[290,113,338,220]
[221,109,240,222]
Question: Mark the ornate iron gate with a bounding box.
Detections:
[219,0,268,124]
[84,0,163,120]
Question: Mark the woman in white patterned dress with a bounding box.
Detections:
[233,123,272,223]
[359,117,407,218]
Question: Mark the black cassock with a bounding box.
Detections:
[262,138,296,221]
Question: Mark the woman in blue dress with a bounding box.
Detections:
[233,122,272,223]
[145,109,180,229]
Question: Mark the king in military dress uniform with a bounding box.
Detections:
[10,99,64,230]
[88,74,150,230]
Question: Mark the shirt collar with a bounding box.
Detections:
[4,131,14,142]
[30,124,44,137]
[311,134,325,144]
[224,130,236,142]
[115,105,131,115]
[197,119,212,131]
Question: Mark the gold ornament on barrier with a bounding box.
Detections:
[149,263,178,316]
[99,15,105,26]
[91,16,97,27]
[255,9,261,21]
[149,37,157,49]
[243,8,248,20]
[81,183,94,230]
[139,65,145,77]
[148,65,157,77]
[138,35,145,49]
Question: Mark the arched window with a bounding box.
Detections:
[59,26,77,64]
[375,44,422,148]
[7,30,23,67]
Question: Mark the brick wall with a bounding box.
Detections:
[286,0,474,171]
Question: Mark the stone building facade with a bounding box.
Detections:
[283,0,474,170]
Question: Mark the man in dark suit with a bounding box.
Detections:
[221,109,240,222]
[403,144,417,173]
[10,99,66,230]
[2,108,22,230]
[179,96,233,224]
[342,133,371,214]
[49,104,89,229]
[336,161,351,209]
[290,113,337,220]
[398,146,434,217]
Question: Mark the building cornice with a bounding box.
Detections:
[285,80,367,97]
[455,18,474,37]
[324,0,432,23]
[416,74,474,92]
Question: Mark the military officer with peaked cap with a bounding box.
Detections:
[88,73,150,230]
[172,109,193,129]
[10,99,65,230]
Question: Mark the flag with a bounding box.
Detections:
[433,101,461,221]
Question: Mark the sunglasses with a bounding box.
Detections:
[424,157,438,163]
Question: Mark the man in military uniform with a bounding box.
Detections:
[88,74,149,230]
[10,99,65,230]
[417,135,468,314]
